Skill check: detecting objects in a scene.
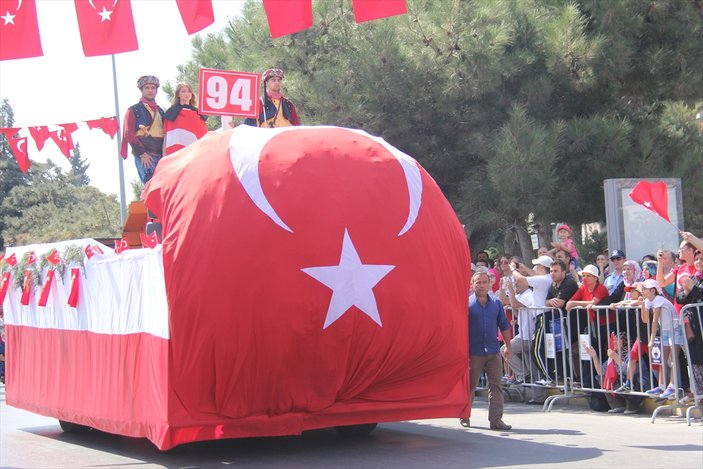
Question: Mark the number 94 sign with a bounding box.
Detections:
[198,68,260,118]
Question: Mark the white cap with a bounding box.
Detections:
[579,264,600,278]
[641,278,662,294]
[531,255,554,269]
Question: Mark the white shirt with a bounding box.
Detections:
[513,289,536,339]
[526,274,552,307]
[645,295,678,332]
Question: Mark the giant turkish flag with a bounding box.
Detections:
[143,125,471,447]
[74,0,138,57]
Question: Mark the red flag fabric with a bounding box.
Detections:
[602,332,618,391]
[47,249,61,265]
[0,127,21,141]
[92,244,104,255]
[175,0,214,34]
[20,269,32,305]
[9,137,30,173]
[67,267,80,307]
[140,231,159,248]
[0,0,43,61]
[85,244,94,260]
[74,0,138,57]
[48,130,70,158]
[352,0,407,23]
[262,0,312,38]
[38,269,55,307]
[28,251,38,265]
[29,125,50,151]
[629,180,670,222]
[5,252,17,266]
[59,123,79,150]
[114,237,128,255]
[86,116,119,139]
[142,125,471,443]
[163,108,208,156]
[0,271,10,303]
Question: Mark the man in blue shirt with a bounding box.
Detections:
[604,249,626,295]
[462,272,513,431]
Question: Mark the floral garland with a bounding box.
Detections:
[11,251,41,290]
[10,244,87,289]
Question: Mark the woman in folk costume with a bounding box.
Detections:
[244,68,301,128]
[162,83,208,156]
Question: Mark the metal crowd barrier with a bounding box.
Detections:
[671,302,703,425]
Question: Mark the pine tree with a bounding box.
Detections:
[68,143,90,186]
[0,99,29,251]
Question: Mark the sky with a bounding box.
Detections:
[0,0,245,201]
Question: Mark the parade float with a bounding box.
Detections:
[1,125,471,450]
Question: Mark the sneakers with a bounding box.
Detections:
[646,386,664,396]
[535,379,553,386]
[607,407,625,413]
[459,418,470,428]
[659,386,676,400]
[624,408,640,415]
[615,382,632,393]
[490,419,512,431]
[503,377,522,386]
[679,394,694,405]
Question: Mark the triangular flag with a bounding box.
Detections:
[5,252,17,266]
[629,180,670,223]
[29,125,50,150]
[86,116,118,139]
[9,136,30,172]
[0,127,21,141]
[49,129,72,158]
[47,249,61,265]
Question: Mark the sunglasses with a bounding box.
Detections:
[611,256,623,261]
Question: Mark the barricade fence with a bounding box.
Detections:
[487,301,703,421]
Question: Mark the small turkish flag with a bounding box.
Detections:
[629,180,670,222]
[0,0,43,61]
[67,267,80,307]
[5,252,17,266]
[140,231,159,248]
[86,116,119,139]
[352,0,407,23]
[20,269,32,305]
[38,269,55,307]
[85,244,94,260]
[74,0,138,57]
[47,249,61,265]
[59,123,79,150]
[114,237,129,254]
[262,0,312,38]
[9,136,30,173]
[0,271,10,303]
[29,125,50,150]
[92,244,104,254]
[176,0,214,34]
[28,251,38,265]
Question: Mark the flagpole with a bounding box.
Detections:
[111,54,128,225]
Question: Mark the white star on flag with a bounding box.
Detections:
[98,7,113,22]
[644,201,652,208]
[302,229,395,329]
[1,10,16,25]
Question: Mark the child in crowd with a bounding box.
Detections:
[612,283,651,398]
[549,224,581,270]
[643,279,683,399]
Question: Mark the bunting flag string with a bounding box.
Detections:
[0,116,117,172]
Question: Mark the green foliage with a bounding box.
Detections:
[1,160,121,246]
[0,99,29,251]
[175,0,702,259]
[68,143,90,186]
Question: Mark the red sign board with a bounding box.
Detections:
[198,68,260,118]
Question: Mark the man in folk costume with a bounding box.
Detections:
[244,68,301,128]
[121,75,165,183]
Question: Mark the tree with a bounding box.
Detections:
[0,99,29,251]
[68,143,90,186]
[1,160,121,246]
[176,0,703,260]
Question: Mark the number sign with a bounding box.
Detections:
[198,68,260,118]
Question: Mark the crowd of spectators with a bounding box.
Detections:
[470,227,703,415]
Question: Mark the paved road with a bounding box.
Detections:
[1,383,702,469]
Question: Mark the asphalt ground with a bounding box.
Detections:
[1,383,702,469]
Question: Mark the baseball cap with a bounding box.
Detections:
[610,249,625,260]
[641,279,662,294]
[531,255,554,269]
